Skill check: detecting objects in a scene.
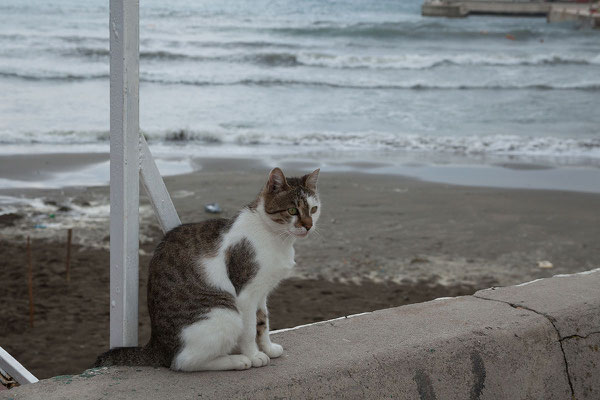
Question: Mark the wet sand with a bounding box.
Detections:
[1,154,599,379]
[0,152,108,182]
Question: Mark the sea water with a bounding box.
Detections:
[1,0,599,182]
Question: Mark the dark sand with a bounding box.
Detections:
[1,155,599,379]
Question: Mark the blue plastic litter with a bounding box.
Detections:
[204,203,222,214]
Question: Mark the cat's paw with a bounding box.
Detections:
[230,355,252,370]
[263,343,283,359]
[248,351,270,367]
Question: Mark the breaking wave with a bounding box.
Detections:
[42,45,600,70]
[2,129,599,161]
[5,69,598,91]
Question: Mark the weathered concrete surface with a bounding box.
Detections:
[422,2,466,17]
[5,269,599,400]
[422,0,553,18]
[475,269,600,338]
[562,334,600,400]
[475,268,600,399]
[422,0,598,28]
[547,4,600,29]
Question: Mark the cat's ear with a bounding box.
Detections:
[302,168,320,191]
[266,167,289,193]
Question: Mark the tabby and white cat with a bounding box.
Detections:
[96,167,320,371]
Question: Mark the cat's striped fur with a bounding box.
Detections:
[96,168,320,371]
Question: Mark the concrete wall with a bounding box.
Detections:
[421,1,595,19]
[547,5,600,28]
[5,269,599,400]
[422,0,552,17]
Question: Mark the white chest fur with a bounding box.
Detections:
[226,209,295,298]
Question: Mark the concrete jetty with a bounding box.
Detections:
[422,0,600,28]
[548,3,600,27]
[5,268,599,399]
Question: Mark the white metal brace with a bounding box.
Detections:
[0,346,38,386]
[109,0,181,349]
[140,136,181,234]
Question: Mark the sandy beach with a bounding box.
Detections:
[2,154,599,285]
[1,153,599,379]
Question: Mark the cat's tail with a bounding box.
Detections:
[94,345,160,367]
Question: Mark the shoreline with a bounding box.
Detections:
[0,149,599,193]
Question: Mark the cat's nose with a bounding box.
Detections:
[304,224,312,231]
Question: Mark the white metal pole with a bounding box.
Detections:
[109,0,140,348]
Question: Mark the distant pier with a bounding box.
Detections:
[422,0,600,28]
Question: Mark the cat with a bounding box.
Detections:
[96,167,320,371]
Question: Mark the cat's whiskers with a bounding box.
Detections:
[275,228,293,242]
[310,226,322,238]
[275,231,288,240]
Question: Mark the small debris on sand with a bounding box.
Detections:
[0,213,23,227]
[204,203,222,214]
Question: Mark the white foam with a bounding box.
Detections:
[1,133,598,163]
[0,195,51,210]
[295,52,600,70]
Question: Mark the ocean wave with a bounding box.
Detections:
[77,47,303,66]
[65,47,303,66]
[12,40,600,71]
[267,22,550,40]
[71,47,192,61]
[0,32,106,45]
[184,39,301,50]
[2,70,598,90]
[2,129,599,160]
[159,130,224,143]
[0,71,108,81]
[295,53,600,70]
[0,130,108,144]
[165,131,600,160]
[142,77,600,91]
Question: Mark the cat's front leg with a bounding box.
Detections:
[256,299,283,359]
[238,303,270,368]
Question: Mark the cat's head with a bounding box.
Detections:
[256,167,321,239]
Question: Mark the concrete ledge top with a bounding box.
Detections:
[5,269,600,400]
[475,268,600,338]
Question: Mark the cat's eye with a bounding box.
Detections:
[310,206,318,214]
[287,207,298,215]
